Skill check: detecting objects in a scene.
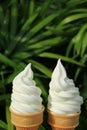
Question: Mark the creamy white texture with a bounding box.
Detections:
[10,63,42,114]
[48,59,83,114]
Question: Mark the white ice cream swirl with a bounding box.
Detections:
[10,63,42,114]
[48,59,83,114]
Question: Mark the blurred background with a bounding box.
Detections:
[0,0,87,130]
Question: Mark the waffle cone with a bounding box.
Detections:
[48,110,80,130]
[10,106,44,130]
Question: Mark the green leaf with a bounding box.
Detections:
[28,13,59,38]
[5,7,40,55]
[20,7,40,32]
[13,52,31,59]
[81,33,87,57]
[20,0,25,5]
[0,120,7,130]
[29,37,62,49]
[39,52,85,67]
[0,6,4,25]
[29,60,51,78]
[29,0,35,16]
[70,8,87,13]
[67,0,87,7]
[27,31,52,44]
[39,0,54,18]
[6,101,15,130]
[0,53,16,67]
[65,39,75,56]
[0,7,9,44]
[39,125,46,130]
[73,24,87,55]
[10,0,18,39]
[57,13,87,30]
[75,54,87,80]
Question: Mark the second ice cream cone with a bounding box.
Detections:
[10,106,44,130]
[48,110,80,130]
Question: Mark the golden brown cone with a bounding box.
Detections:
[48,110,80,130]
[10,106,44,130]
[49,127,75,130]
[16,126,38,130]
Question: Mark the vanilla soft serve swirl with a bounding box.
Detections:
[48,59,83,114]
[10,63,42,114]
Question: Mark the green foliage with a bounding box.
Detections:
[0,120,7,130]
[0,0,87,130]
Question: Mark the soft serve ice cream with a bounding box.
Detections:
[10,63,42,114]
[48,59,83,114]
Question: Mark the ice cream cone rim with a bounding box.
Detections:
[10,105,44,116]
[10,105,45,127]
[12,120,42,127]
[48,121,79,129]
[47,109,80,118]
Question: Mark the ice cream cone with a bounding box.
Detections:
[10,105,44,130]
[48,110,80,130]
